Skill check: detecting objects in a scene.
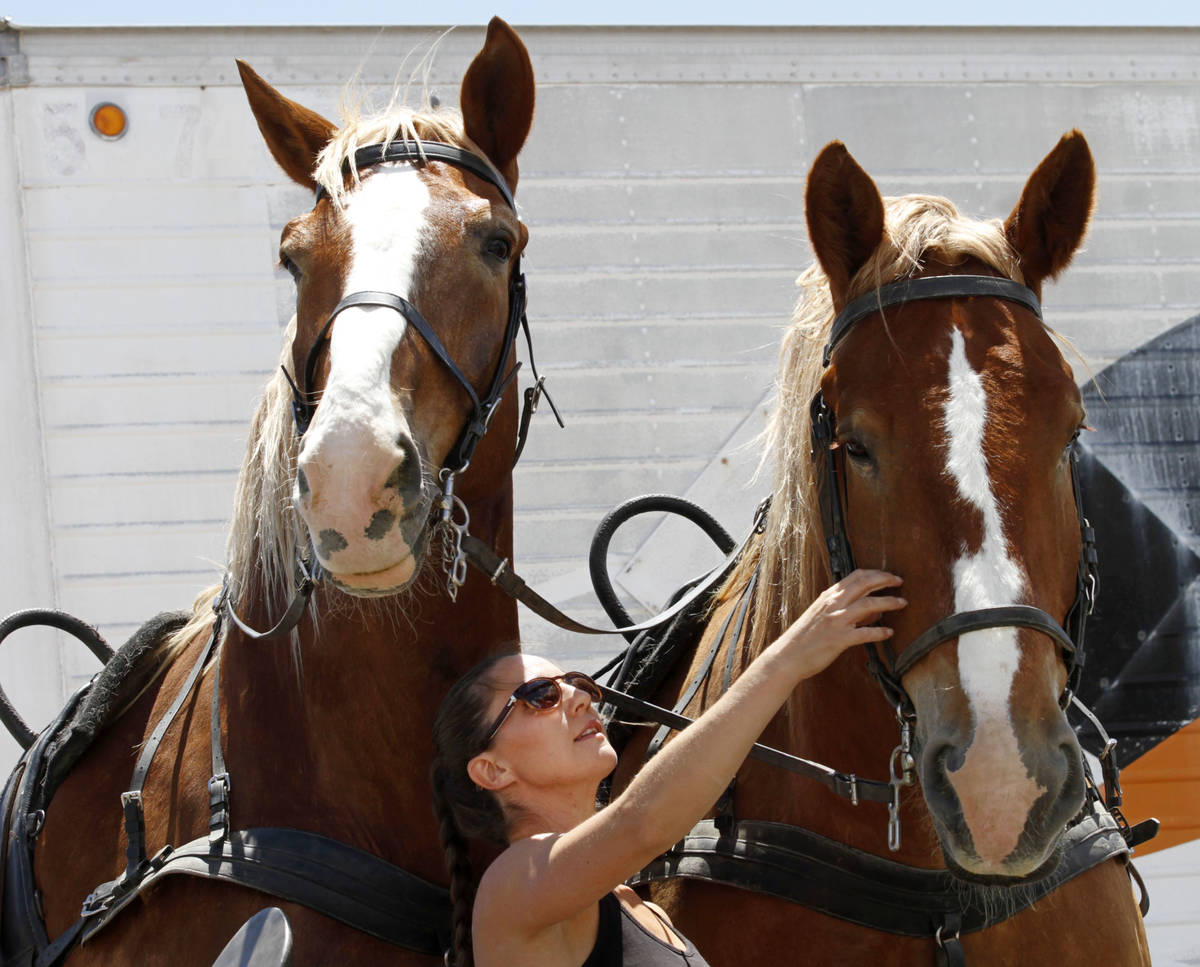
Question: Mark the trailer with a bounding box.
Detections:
[0,19,1197,962]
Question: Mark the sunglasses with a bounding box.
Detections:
[482,671,604,746]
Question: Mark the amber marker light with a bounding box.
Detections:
[89,103,128,140]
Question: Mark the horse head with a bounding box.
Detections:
[804,132,1095,880]
[236,18,534,597]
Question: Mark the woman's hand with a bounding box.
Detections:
[772,569,905,678]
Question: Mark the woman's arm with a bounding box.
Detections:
[474,568,904,936]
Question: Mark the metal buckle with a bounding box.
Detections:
[935,923,961,948]
[208,772,232,844]
[527,375,546,414]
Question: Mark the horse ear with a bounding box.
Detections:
[805,142,886,309]
[237,59,335,192]
[1004,130,1095,292]
[460,17,535,193]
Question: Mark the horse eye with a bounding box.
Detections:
[843,439,871,461]
[486,237,512,261]
[279,254,302,281]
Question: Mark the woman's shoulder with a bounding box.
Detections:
[474,832,561,919]
[472,850,604,967]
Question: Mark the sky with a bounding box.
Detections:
[5,0,1200,27]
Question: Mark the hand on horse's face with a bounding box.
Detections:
[775,570,905,678]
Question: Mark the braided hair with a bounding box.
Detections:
[431,653,516,967]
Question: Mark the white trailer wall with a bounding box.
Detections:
[0,22,1197,961]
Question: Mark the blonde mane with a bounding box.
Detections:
[314,100,498,210]
[723,193,1024,655]
[160,97,487,669]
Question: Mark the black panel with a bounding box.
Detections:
[1077,313,1200,762]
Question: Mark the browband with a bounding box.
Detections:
[315,140,515,211]
[824,275,1042,366]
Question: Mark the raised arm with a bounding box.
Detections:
[475,569,904,936]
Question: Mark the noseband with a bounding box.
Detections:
[285,140,560,474]
[810,274,1099,713]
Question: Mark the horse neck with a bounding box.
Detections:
[742,590,944,867]
[218,460,518,879]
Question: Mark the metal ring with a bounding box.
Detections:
[935,924,961,947]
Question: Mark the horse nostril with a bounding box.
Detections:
[384,437,423,497]
[921,741,961,779]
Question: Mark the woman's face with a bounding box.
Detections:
[472,654,618,796]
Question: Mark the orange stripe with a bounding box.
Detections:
[1117,718,1200,855]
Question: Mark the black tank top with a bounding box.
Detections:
[581,892,711,967]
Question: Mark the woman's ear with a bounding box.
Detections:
[468,751,514,792]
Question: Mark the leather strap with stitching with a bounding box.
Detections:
[630,806,1129,939]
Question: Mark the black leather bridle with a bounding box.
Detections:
[229,139,564,628]
[809,274,1099,713]
[285,140,561,473]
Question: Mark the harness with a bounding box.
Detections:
[1,139,564,967]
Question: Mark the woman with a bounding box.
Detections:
[431,569,905,966]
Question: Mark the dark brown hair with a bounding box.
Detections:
[431,652,515,967]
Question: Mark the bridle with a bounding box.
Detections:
[809,274,1099,714]
[228,139,564,634]
[286,140,560,472]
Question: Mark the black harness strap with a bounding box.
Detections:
[645,572,757,760]
[76,827,450,957]
[2,687,94,967]
[316,140,516,211]
[823,275,1042,366]
[120,621,221,880]
[460,500,762,638]
[599,685,894,806]
[221,562,320,644]
[6,607,452,965]
[208,640,231,846]
[892,605,1077,681]
[630,806,1129,940]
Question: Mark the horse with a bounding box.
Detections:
[5,18,536,966]
[614,132,1153,965]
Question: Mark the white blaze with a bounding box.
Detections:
[300,166,432,477]
[942,328,1025,721]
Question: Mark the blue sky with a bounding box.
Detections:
[6,0,1199,27]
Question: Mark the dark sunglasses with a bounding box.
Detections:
[483,672,603,746]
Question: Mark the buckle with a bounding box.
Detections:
[208,772,232,843]
[81,846,174,918]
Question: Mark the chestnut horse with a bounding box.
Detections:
[617,133,1152,965]
[7,19,535,967]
